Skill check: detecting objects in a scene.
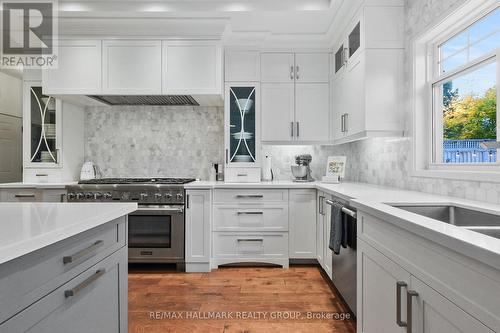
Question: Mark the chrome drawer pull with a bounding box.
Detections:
[237,173,248,177]
[64,269,106,298]
[236,195,264,199]
[63,240,104,264]
[14,194,36,198]
[35,173,48,177]
[406,290,419,333]
[396,281,407,327]
[237,212,264,215]
[237,238,264,242]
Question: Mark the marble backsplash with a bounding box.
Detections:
[84,106,224,180]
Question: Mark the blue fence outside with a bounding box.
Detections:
[443,139,497,163]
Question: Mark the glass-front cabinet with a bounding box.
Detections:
[225,83,260,167]
[23,81,61,167]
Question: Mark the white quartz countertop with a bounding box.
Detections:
[0,182,77,189]
[0,202,137,265]
[186,180,500,268]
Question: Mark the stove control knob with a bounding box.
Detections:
[94,192,103,199]
[165,193,172,199]
[154,193,162,199]
[67,193,76,200]
[85,192,94,199]
[76,193,84,200]
[103,192,112,199]
[121,192,130,200]
[140,193,148,199]
[176,193,183,201]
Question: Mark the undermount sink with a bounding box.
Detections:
[390,204,500,239]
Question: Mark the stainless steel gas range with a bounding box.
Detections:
[66,178,196,269]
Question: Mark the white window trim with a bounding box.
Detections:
[412,0,500,182]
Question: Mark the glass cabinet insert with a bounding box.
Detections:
[29,86,58,164]
[228,86,257,164]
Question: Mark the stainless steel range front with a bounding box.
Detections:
[67,178,195,269]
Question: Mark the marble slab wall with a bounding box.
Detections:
[84,106,224,180]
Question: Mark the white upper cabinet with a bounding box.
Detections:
[42,40,102,95]
[260,52,330,143]
[162,41,222,95]
[295,53,330,83]
[261,83,294,142]
[225,50,260,82]
[295,83,330,142]
[261,53,294,83]
[102,40,162,94]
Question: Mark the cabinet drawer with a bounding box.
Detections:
[0,188,41,202]
[23,169,63,183]
[0,217,126,324]
[225,168,261,183]
[214,206,288,231]
[0,248,127,333]
[213,232,288,259]
[214,189,288,203]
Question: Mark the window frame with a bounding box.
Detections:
[412,0,500,181]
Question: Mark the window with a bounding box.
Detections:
[432,7,499,165]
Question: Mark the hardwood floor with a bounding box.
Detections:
[129,265,356,333]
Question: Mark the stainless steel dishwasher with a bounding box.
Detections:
[325,197,357,316]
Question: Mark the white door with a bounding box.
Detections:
[261,53,295,83]
[358,239,410,333]
[316,191,325,268]
[295,53,330,83]
[261,83,295,142]
[295,83,330,142]
[102,40,162,94]
[323,195,333,279]
[185,190,211,266]
[343,56,365,137]
[43,40,102,94]
[289,189,317,259]
[162,41,222,95]
[410,277,495,333]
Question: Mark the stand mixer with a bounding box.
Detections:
[291,154,315,182]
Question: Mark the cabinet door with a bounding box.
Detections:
[0,248,127,333]
[332,76,345,141]
[261,83,294,142]
[343,56,365,137]
[261,53,294,83]
[23,81,61,167]
[295,53,330,83]
[225,50,260,82]
[185,190,211,265]
[289,189,317,259]
[358,239,409,333]
[162,42,222,94]
[43,40,101,94]
[102,40,162,94]
[225,83,260,167]
[409,277,494,333]
[323,195,333,279]
[295,83,330,142]
[316,192,325,268]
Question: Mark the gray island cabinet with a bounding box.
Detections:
[0,203,135,333]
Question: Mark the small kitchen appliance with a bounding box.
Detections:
[262,155,274,181]
[291,154,315,182]
[80,162,99,180]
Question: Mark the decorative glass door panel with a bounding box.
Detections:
[228,86,256,163]
[30,86,58,164]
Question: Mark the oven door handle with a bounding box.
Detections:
[134,207,184,214]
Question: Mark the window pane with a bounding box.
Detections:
[469,8,500,43]
[441,50,468,73]
[470,31,500,60]
[441,31,468,60]
[438,62,497,164]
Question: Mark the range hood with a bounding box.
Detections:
[87,94,223,107]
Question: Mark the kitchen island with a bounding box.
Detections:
[0,202,137,332]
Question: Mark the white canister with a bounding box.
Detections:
[261,155,273,181]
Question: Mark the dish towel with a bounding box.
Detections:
[329,201,344,255]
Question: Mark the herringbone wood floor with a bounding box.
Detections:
[129,265,356,333]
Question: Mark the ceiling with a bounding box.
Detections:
[57,0,348,48]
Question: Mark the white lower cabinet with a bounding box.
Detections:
[316,192,333,279]
[185,190,212,272]
[289,189,316,259]
[358,211,500,333]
